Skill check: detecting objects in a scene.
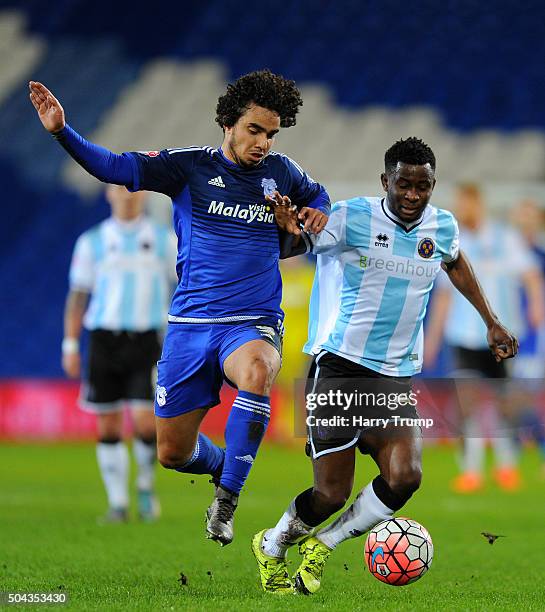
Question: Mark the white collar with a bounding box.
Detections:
[111,215,145,231]
[381,199,425,232]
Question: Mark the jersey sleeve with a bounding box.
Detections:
[69,234,95,292]
[127,148,199,197]
[310,201,347,255]
[441,213,460,263]
[282,155,330,214]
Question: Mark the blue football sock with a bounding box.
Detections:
[220,390,270,495]
[175,433,224,477]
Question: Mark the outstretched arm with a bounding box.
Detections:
[29,81,134,185]
[29,81,65,132]
[444,250,518,361]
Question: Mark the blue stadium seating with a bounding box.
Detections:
[1,0,544,376]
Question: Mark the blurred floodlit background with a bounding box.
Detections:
[1,0,545,444]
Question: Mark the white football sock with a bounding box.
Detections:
[317,482,393,550]
[491,413,517,468]
[133,438,156,491]
[96,442,129,509]
[461,414,485,473]
[262,500,313,558]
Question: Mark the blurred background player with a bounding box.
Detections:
[424,184,545,492]
[510,198,545,378]
[63,184,176,522]
[30,71,330,545]
[509,199,545,473]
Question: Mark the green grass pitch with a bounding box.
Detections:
[1,442,544,610]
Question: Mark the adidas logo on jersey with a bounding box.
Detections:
[208,176,225,188]
[235,454,254,464]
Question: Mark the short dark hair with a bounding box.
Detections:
[384,137,436,173]
[215,69,303,129]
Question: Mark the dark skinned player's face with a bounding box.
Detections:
[222,104,280,167]
[381,162,436,222]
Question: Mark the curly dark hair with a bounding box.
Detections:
[384,137,436,173]
[215,69,303,129]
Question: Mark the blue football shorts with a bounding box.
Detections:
[154,317,283,418]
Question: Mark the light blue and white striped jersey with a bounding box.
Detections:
[441,221,537,350]
[69,216,177,331]
[304,197,459,376]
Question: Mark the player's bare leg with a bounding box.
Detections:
[156,408,209,470]
[157,406,226,541]
[262,426,422,593]
[156,407,224,487]
[96,411,129,523]
[223,339,281,393]
[206,339,281,545]
[292,426,423,593]
[316,425,422,548]
[254,447,354,593]
[261,447,355,552]
[132,407,160,521]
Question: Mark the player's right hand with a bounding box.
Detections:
[62,352,81,379]
[297,207,328,234]
[29,81,65,133]
[267,190,301,235]
[487,321,518,362]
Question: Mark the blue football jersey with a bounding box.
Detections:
[127,147,329,321]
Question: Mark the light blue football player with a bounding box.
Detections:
[253,137,518,594]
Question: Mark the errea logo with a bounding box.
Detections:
[208,201,275,224]
[375,233,390,248]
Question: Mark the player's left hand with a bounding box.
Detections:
[267,191,301,235]
[487,321,518,362]
[298,207,328,234]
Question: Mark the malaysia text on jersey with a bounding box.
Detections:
[127,147,329,322]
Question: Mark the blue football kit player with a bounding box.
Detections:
[30,71,330,545]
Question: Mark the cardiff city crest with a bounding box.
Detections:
[261,178,277,197]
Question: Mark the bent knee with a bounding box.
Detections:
[157,445,193,470]
[387,465,422,496]
[314,487,351,514]
[237,358,277,394]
